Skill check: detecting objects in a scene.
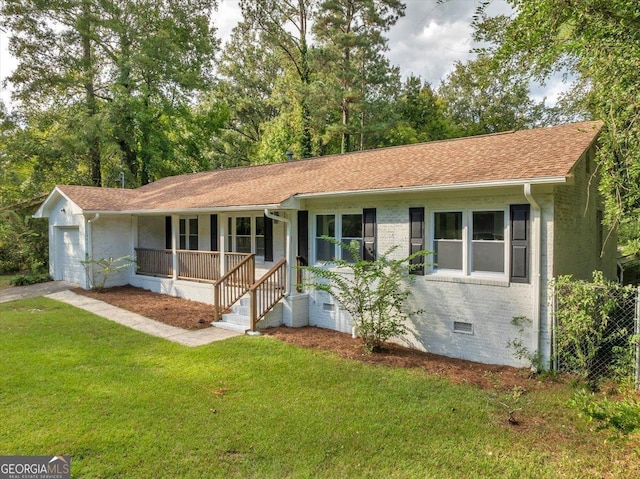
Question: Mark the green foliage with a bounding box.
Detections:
[473,0,640,253]
[10,273,52,286]
[553,272,637,387]
[3,298,639,477]
[1,0,223,188]
[437,54,550,137]
[80,255,136,291]
[569,389,640,436]
[300,238,428,353]
[0,209,48,275]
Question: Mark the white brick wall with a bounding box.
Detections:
[138,216,166,249]
[303,193,541,367]
[91,216,134,287]
[553,148,617,280]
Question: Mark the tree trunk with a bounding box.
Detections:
[80,2,101,186]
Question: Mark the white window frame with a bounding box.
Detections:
[226,215,265,258]
[429,207,509,278]
[313,212,363,264]
[179,216,199,251]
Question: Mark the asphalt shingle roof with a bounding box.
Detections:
[57,120,602,212]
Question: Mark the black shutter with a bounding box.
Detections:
[510,204,530,283]
[297,211,309,265]
[264,215,274,262]
[210,214,218,251]
[409,207,425,275]
[165,216,172,250]
[362,208,376,261]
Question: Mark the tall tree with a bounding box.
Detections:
[473,0,640,249]
[211,23,281,167]
[1,0,222,187]
[239,0,315,159]
[384,75,454,145]
[437,55,548,137]
[313,0,405,153]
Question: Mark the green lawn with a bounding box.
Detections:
[0,273,20,289]
[1,298,638,478]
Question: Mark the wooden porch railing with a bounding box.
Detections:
[135,248,173,277]
[176,250,220,282]
[213,254,255,321]
[225,252,252,271]
[250,258,287,331]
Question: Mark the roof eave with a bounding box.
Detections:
[81,203,283,215]
[292,176,569,200]
[33,186,81,218]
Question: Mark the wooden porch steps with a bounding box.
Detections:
[211,294,284,333]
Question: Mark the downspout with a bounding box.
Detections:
[264,209,291,296]
[523,184,542,369]
[86,213,100,289]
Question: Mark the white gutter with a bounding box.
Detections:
[264,209,292,296]
[86,213,100,289]
[293,176,569,200]
[523,184,542,369]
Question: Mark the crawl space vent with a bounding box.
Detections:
[453,321,473,334]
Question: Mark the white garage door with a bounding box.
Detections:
[58,228,84,284]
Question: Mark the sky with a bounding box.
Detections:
[0,0,565,110]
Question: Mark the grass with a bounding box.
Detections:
[1,298,639,478]
[0,273,20,289]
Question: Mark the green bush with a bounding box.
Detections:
[552,271,637,387]
[0,209,48,275]
[569,389,640,436]
[10,273,52,286]
[300,238,429,353]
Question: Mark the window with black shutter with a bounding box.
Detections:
[210,214,218,251]
[165,216,172,250]
[510,204,530,283]
[409,207,425,275]
[297,211,309,265]
[362,208,376,261]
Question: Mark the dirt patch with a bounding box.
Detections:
[73,285,554,391]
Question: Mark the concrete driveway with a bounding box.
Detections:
[0,280,75,303]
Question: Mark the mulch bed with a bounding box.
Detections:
[72,284,556,390]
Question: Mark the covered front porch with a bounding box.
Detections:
[130,210,305,331]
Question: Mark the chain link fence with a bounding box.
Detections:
[552,274,640,389]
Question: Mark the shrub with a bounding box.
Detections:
[569,389,640,436]
[300,238,429,353]
[80,256,136,291]
[552,271,637,387]
[10,273,52,286]
[0,210,48,275]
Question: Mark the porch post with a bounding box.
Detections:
[287,211,295,295]
[171,215,179,280]
[131,216,138,281]
[219,214,226,276]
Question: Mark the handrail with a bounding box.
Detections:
[213,254,255,321]
[249,258,287,331]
